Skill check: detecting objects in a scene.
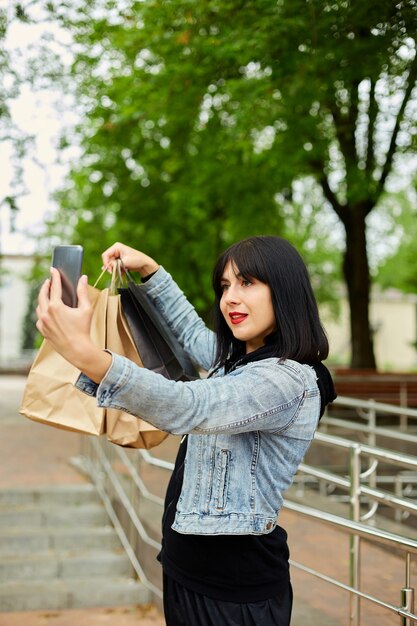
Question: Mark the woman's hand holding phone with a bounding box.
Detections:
[36,269,111,384]
[37,269,92,355]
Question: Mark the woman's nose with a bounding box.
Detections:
[224,286,240,304]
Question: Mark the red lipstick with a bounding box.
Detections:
[229,312,248,325]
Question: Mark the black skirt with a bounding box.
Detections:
[163,573,293,626]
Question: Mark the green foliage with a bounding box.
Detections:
[48,0,347,316]
[376,186,417,294]
[42,0,416,365]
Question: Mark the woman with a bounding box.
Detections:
[36,235,336,625]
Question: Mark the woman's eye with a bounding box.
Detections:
[221,284,229,292]
[242,279,252,287]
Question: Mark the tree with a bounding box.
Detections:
[0,3,26,243]
[375,184,417,294]
[47,0,342,318]
[47,0,416,367]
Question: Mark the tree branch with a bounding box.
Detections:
[330,79,360,169]
[330,103,354,170]
[318,172,347,223]
[365,77,377,179]
[376,53,417,199]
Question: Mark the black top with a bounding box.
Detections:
[157,436,290,602]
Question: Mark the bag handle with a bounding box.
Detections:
[118,258,137,284]
[93,266,109,289]
[93,259,138,291]
[110,260,124,294]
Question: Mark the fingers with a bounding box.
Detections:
[76,275,91,310]
[36,270,62,336]
[36,277,52,337]
[101,242,159,277]
[49,267,63,303]
[36,273,93,343]
[101,242,126,272]
[37,277,51,314]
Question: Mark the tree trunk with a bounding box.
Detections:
[342,206,376,369]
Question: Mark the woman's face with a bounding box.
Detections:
[220,261,276,353]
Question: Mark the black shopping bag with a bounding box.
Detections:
[119,283,199,382]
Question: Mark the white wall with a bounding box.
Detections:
[321,289,417,371]
[0,254,36,368]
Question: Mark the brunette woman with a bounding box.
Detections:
[36,235,336,626]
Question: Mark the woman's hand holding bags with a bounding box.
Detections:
[20,262,170,449]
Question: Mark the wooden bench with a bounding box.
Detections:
[332,369,417,408]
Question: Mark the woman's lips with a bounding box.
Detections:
[229,312,248,325]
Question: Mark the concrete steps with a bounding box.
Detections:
[0,577,149,612]
[0,501,109,527]
[0,550,131,581]
[0,484,151,611]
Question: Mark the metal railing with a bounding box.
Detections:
[324,394,417,433]
[284,500,417,624]
[317,396,417,510]
[76,397,417,625]
[296,430,417,624]
[297,432,417,520]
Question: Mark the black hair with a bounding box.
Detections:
[212,235,329,367]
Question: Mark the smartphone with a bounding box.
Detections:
[51,245,84,307]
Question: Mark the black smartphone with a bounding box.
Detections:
[51,245,84,307]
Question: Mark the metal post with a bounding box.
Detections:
[367,405,376,448]
[395,475,403,523]
[401,553,415,626]
[350,445,361,626]
[368,406,377,493]
[400,382,408,431]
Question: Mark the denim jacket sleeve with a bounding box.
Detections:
[76,352,319,438]
[139,266,216,372]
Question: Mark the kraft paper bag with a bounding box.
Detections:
[20,285,108,435]
[105,293,169,449]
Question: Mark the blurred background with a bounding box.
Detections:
[1,0,417,374]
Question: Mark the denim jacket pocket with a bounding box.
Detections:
[215,448,231,511]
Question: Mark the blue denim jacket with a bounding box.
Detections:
[76,267,321,536]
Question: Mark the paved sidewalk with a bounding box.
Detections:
[0,375,413,625]
[0,606,164,626]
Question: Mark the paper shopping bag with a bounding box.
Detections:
[20,285,108,435]
[104,292,169,449]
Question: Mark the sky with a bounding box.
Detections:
[0,5,76,256]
